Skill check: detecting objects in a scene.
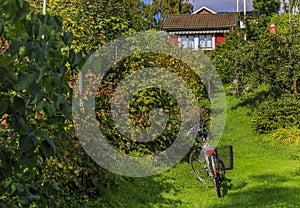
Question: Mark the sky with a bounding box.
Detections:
[193,0,253,12]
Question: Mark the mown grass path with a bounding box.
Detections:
[103,95,300,208]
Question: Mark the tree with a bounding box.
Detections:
[0,1,121,206]
[29,0,147,51]
[212,13,300,95]
[144,0,194,29]
[253,0,280,16]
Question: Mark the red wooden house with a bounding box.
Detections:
[161,6,239,50]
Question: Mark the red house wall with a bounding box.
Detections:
[168,36,178,46]
[215,33,226,46]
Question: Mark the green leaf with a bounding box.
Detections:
[44,136,57,155]
[29,81,41,95]
[36,65,46,82]
[10,184,16,194]
[9,40,23,53]
[38,130,57,157]
[18,197,29,205]
[55,94,64,109]
[19,135,34,154]
[40,142,52,158]
[28,193,41,202]
[18,69,36,90]
[23,20,33,39]
[0,98,8,116]
[16,0,24,8]
[16,1,29,21]
[47,16,63,33]
[63,31,74,46]
[37,24,48,40]
[0,55,13,72]
[13,97,26,115]
[68,49,82,68]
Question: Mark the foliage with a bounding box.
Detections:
[210,29,246,84]
[0,0,120,206]
[269,13,290,34]
[211,13,300,134]
[252,94,300,133]
[95,52,208,156]
[264,126,300,144]
[212,14,300,96]
[144,0,194,29]
[253,0,280,16]
[29,0,145,51]
[0,0,209,206]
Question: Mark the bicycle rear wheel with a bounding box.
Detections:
[189,147,210,184]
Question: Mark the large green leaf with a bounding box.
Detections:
[63,31,74,46]
[0,55,13,72]
[23,20,33,39]
[0,98,8,116]
[19,135,34,154]
[16,1,29,21]
[13,96,26,115]
[68,49,82,69]
[18,69,36,90]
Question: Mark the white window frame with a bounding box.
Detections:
[198,34,215,50]
[178,34,215,50]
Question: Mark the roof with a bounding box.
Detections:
[161,13,238,31]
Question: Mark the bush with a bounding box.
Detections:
[252,94,300,133]
[264,126,300,144]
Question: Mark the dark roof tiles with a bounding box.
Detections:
[161,13,238,31]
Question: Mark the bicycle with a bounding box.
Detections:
[188,119,233,197]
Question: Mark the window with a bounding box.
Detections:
[179,34,214,50]
[199,35,213,49]
[179,35,195,49]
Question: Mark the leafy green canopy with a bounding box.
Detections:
[253,0,280,16]
[29,0,146,51]
[0,0,111,206]
[212,14,300,96]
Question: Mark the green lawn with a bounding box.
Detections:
[102,95,300,208]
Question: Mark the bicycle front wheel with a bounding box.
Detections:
[189,147,210,184]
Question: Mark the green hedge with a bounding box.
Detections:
[252,94,300,133]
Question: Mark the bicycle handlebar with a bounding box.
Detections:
[187,118,210,137]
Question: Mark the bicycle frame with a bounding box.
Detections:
[206,149,217,177]
[188,119,225,197]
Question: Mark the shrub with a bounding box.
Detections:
[264,126,300,144]
[252,94,300,133]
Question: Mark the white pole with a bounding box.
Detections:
[43,0,47,15]
[42,0,46,39]
[243,0,247,40]
[243,0,246,17]
[237,0,239,12]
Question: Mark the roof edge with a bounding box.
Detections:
[192,6,217,14]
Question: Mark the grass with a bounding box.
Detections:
[101,95,300,208]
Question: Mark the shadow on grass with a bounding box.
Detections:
[231,89,271,109]
[103,175,182,208]
[220,186,300,208]
[229,86,281,114]
[212,174,300,208]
